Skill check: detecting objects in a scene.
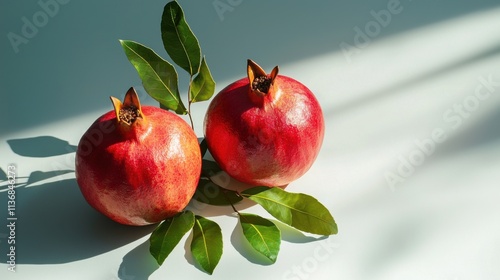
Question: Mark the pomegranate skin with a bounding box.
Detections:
[76,105,201,226]
[204,71,325,187]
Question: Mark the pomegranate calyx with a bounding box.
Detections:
[247,59,279,97]
[110,87,146,126]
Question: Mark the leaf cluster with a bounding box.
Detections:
[120,1,337,275]
[120,0,215,126]
[149,157,337,274]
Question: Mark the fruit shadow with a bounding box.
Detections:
[118,239,159,280]
[0,178,155,264]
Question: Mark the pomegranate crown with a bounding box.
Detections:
[247,59,279,97]
[110,87,145,126]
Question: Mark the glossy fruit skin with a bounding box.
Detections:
[204,74,324,187]
[76,106,201,226]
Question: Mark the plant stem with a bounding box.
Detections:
[221,187,241,215]
[187,75,195,130]
[206,176,243,216]
[188,101,194,130]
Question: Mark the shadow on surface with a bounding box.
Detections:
[230,221,274,266]
[7,136,77,157]
[186,197,256,218]
[274,220,327,244]
[0,168,7,181]
[327,43,500,118]
[0,178,155,264]
[4,1,500,135]
[119,240,159,280]
[183,231,199,273]
[435,106,500,157]
[230,217,328,265]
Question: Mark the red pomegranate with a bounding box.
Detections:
[204,60,325,187]
[75,87,201,226]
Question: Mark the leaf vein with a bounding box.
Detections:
[169,9,192,74]
[245,193,332,225]
[249,223,271,254]
[124,42,179,103]
[196,219,211,267]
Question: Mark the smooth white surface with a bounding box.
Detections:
[1,1,500,279]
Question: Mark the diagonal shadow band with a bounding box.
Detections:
[0,178,155,264]
[326,43,500,118]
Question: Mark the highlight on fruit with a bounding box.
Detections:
[204,59,325,188]
[75,87,201,226]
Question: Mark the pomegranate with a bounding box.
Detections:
[204,60,324,187]
[75,87,201,226]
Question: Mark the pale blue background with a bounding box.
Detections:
[2,0,499,134]
[1,1,500,280]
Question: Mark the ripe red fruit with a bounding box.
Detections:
[204,60,325,187]
[75,87,201,226]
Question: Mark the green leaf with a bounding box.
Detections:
[194,178,243,206]
[119,39,187,114]
[239,213,281,263]
[161,1,201,76]
[191,216,223,275]
[190,57,216,103]
[241,187,338,235]
[149,211,195,265]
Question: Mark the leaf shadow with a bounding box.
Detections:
[230,220,275,266]
[183,230,204,274]
[274,220,328,244]
[186,196,256,217]
[0,168,7,181]
[187,169,262,218]
[229,218,328,266]
[7,136,77,157]
[118,240,159,280]
[25,170,75,185]
[0,178,155,264]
